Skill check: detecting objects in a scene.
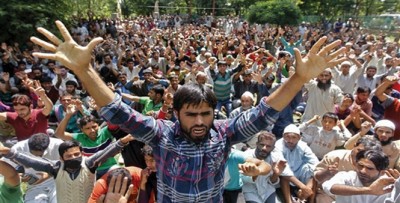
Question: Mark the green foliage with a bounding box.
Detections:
[123,0,155,16]
[0,0,69,44]
[247,0,302,26]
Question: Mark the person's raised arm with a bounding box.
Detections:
[0,145,59,177]
[376,76,399,102]
[343,121,372,149]
[85,134,134,172]
[54,104,75,141]
[264,37,346,111]
[31,80,53,116]
[0,159,20,187]
[31,21,113,108]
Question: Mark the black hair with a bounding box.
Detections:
[322,112,339,123]
[46,60,56,66]
[355,136,382,151]
[356,149,389,171]
[356,86,371,94]
[106,168,132,190]
[28,133,50,152]
[32,66,42,72]
[173,83,217,112]
[58,140,82,158]
[103,53,112,59]
[40,76,53,83]
[77,115,98,129]
[342,93,355,102]
[256,130,277,143]
[151,85,165,97]
[65,80,78,87]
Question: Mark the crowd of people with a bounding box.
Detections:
[0,14,399,203]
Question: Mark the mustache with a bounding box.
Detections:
[190,125,208,129]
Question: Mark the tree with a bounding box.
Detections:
[247,0,302,26]
[0,0,70,43]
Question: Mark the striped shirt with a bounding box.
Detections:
[210,66,243,101]
[99,94,278,202]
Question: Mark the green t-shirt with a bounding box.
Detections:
[0,177,23,203]
[139,97,162,115]
[72,127,117,171]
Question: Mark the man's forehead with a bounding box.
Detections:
[357,158,377,169]
[182,102,213,111]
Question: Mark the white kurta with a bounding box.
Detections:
[302,80,343,124]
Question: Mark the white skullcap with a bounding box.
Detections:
[374,119,395,132]
[283,124,300,135]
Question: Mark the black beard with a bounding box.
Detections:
[375,134,393,146]
[178,119,210,144]
[317,80,332,91]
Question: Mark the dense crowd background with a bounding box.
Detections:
[0,14,400,203]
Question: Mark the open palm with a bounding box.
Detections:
[31,21,102,72]
[294,37,346,82]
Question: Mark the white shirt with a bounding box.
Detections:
[323,171,390,203]
[2,137,63,189]
[241,148,293,202]
[331,65,364,94]
[302,80,343,124]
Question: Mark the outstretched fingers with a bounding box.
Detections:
[318,40,342,56]
[308,36,327,55]
[55,20,73,42]
[327,57,347,67]
[325,47,346,62]
[31,52,58,62]
[107,175,117,193]
[30,36,57,53]
[293,48,302,63]
[36,27,63,46]
[125,184,133,199]
[87,37,104,52]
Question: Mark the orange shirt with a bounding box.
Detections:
[88,166,154,203]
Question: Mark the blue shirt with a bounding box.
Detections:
[275,139,319,177]
[99,94,278,202]
[224,149,246,190]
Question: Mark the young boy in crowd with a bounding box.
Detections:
[299,112,352,159]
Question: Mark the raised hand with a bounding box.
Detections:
[1,72,10,82]
[327,157,339,176]
[66,104,77,115]
[360,121,372,136]
[30,80,46,98]
[368,176,396,195]
[294,37,346,82]
[251,71,263,84]
[31,21,103,73]
[15,71,28,81]
[96,174,133,203]
[385,169,400,180]
[272,160,287,176]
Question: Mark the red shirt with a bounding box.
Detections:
[384,98,400,140]
[6,108,48,141]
